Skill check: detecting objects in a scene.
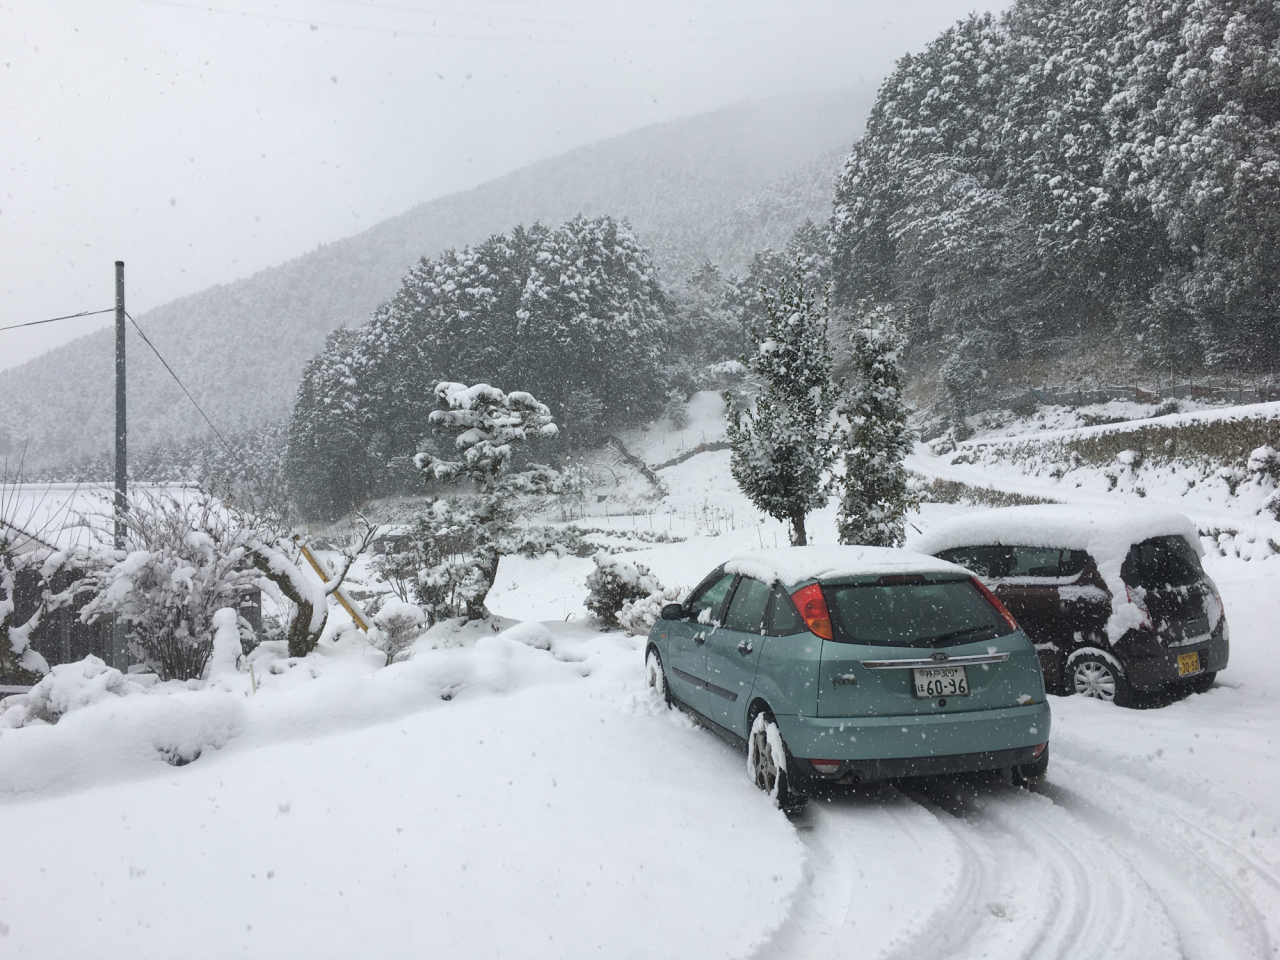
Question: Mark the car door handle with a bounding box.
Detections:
[693,633,706,645]
[736,641,753,656]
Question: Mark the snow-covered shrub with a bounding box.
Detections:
[80,489,261,681]
[585,553,663,628]
[1248,445,1280,483]
[14,655,155,725]
[369,599,426,665]
[617,585,685,637]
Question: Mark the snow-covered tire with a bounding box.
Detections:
[645,647,672,707]
[1012,745,1049,788]
[1068,650,1131,706]
[747,710,806,814]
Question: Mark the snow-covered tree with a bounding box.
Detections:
[727,268,839,546]
[0,480,82,683]
[79,488,264,681]
[584,553,663,628]
[835,305,921,547]
[414,382,564,620]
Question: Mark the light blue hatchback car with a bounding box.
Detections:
[644,546,1051,810]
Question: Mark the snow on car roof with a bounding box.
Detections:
[723,545,967,587]
[908,504,1201,558]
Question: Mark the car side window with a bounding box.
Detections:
[688,574,736,624]
[766,584,807,636]
[1060,550,1090,578]
[724,577,772,634]
[934,545,1010,579]
[1007,546,1067,577]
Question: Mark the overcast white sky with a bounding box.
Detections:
[0,0,1008,371]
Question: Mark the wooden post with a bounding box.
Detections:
[293,537,371,632]
[112,261,129,672]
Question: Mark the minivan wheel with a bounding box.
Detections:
[747,711,807,814]
[645,648,672,707]
[1069,654,1131,706]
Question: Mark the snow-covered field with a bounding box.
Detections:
[3,398,1280,959]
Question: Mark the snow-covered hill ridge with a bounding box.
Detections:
[0,89,871,470]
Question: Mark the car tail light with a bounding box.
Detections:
[1125,585,1153,630]
[970,577,1018,632]
[1031,743,1047,758]
[790,583,833,640]
[807,759,842,774]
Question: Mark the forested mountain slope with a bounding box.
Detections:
[0,88,872,469]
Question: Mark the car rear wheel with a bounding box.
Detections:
[1070,653,1131,706]
[645,648,672,707]
[747,710,806,814]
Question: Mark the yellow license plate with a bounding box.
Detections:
[1177,652,1202,677]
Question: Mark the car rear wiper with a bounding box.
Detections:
[925,624,999,646]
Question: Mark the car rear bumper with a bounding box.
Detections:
[1124,623,1229,690]
[774,701,1051,768]
[793,743,1046,786]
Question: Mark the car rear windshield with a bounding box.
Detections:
[1122,535,1204,590]
[824,577,1014,648]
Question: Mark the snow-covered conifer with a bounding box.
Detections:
[835,304,920,547]
[727,267,838,546]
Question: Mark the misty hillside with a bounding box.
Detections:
[0,88,873,470]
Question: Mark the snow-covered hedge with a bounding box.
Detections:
[2,656,156,727]
[584,553,663,628]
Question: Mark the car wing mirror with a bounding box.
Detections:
[660,603,684,621]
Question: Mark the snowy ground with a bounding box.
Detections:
[3,402,1280,959]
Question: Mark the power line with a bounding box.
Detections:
[0,308,115,334]
[124,309,293,522]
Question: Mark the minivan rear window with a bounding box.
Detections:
[824,578,1015,647]
[1122,535,1204,590]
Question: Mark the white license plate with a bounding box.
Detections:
[913,665,970,698]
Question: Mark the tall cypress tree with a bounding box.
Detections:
[836,304,919,547]
[726,268,838,546]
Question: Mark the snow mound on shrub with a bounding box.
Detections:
[585,553,664,627]
[10,656,156,725]
[496,621,555,650]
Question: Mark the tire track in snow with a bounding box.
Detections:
[890,778,1179,960]
[753,775,1182,960]
[1045,752,1280,960]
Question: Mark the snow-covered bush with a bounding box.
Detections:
[617,585,685,637]
[585,553,663,628]
[9,655,155,726]
[369,599,426,665]
[80,489,261,681]
[1248,446,1279,483]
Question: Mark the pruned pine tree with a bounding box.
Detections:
[836,305,921,547]
[416,382,563,620]
[727,268,838,546]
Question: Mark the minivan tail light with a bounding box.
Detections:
[971,577,1019,632]
[790,583,834,640]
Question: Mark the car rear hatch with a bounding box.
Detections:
[813,574,1046,718]
[1121,535,1217,644]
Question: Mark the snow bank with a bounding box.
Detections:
[0,630,586,799]
[725,545,965,587]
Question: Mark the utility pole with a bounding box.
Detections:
[112,261,128,672]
